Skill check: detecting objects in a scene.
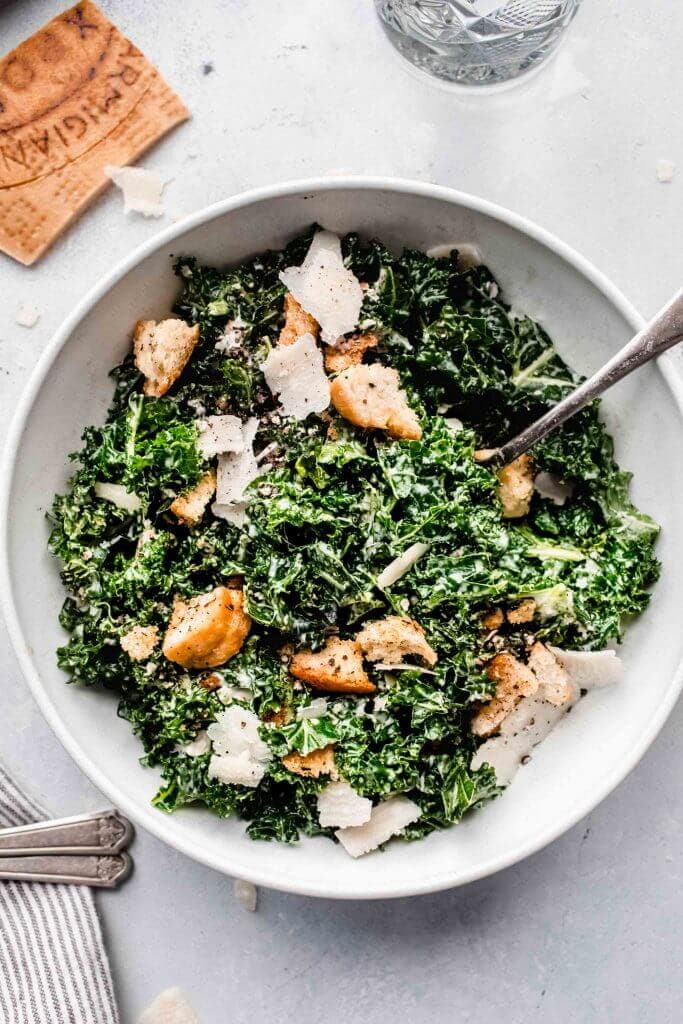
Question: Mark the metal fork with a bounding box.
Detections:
[478,287,683,468]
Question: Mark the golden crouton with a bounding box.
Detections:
[133,318,200,398]
[355,616,437,666]
[170,469,217,527]
[324,332,379,374]
[162,586,251,669]
[120,624,159,661]
[507,598,537,625]
[471,652,539,737]
[481,607,505,632]
[330,363,422,440]
[282,744,336,778]
[279,293,319,346]
[289,638,376,695]
[527,641,574,706]
[199,672,223,691]
[497,455,534,519]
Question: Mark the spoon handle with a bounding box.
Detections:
[0,810,133,856]
[484,287,683,468]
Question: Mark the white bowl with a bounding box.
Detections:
[3,178,683,899]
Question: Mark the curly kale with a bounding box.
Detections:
[48,229,660,849]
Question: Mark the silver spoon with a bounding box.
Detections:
[478,288,683,468]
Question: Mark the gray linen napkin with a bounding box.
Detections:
[0,764,119,1024]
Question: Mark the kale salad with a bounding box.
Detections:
[49,228,660,857]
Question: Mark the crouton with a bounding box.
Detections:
[356,616,437,666]
[471,652,539,737]
[330,363,422,440]
[324,331,379,374]
[162,586,251,669]
[279,293,319,347]
[507,598,537,625]
[133,318,200,398]
[481,607,505,632]
[263,705,294,727]
[527,641,574,706]
[170,469,217,527]
[120,624,159,661]
[497,454,534,519]
[289,637,376,695]
[282,744,336,778]
[199,672,223,691]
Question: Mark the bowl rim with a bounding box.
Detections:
[2,176,682,899]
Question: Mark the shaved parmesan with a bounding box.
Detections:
[104,164,166,218]
[207,706,271,788]
[260,333,330,419]
[297,697,329,720]
[534,471,574,506]
[175,730,210,757]
[549,647,623,690]
[94,481,141,513]
[656,159,675,184]
[212,501,247,528]
[196,415,244,457]
[317,781,372,829]
[279,230,363,343]
[471,689,577,786]
[335,796,421,858]
[138,987,201,1024]
[444,417,464,433]
[211,418,260,526]
[376,542,429,589]
[373,663,437,675]
[426,242,482,268]
[15,303,40,327]
[233,878,258,912]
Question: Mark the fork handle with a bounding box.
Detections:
[0,810,133,856]
[0,853,132,888]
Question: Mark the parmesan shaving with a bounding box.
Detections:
[104,164,166,218]
[138,987,201,1024]
[534,471,574,506]
[233,878,258,912]
[175,730,211,757]
[549,647,623,690]
[317,781,372,829]
[373,663,437,675]
[279,230,363,343]
[212,418,260,526]
[426,242,483,268]
[196,415,244,458]
[376,542,429,589]
[335,796,421,858]
[259,333,330,419]
[94,481,142,513]
[15,303,40,327]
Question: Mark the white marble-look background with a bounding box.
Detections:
[0,2,682,1021]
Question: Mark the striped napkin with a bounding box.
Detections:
[0,764,119,1024]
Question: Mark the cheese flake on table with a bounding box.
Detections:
[104,164,166,217]
[15,303,40,327]
[138,987,201,1024]
[259,333,330,419]
[279,230,363,343]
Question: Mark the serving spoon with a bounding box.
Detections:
[477,288,683,468]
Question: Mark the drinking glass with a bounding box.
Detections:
[375,0,583,86]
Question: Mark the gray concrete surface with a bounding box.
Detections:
[0,1,681,1021]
